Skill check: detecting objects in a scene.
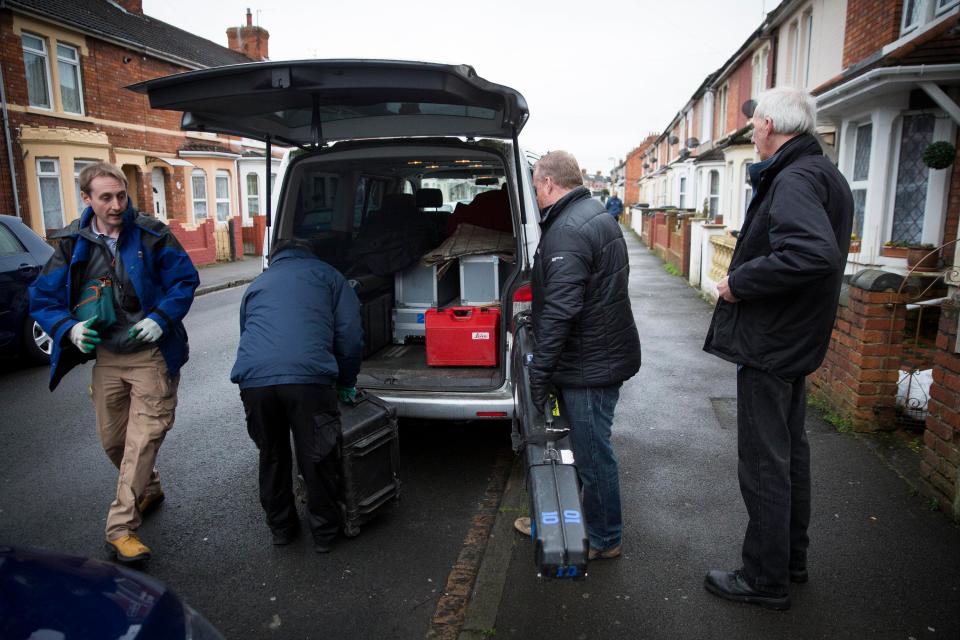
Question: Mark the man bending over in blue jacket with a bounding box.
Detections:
[230,238,363,553]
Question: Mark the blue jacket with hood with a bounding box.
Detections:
[29,203,199,390]
[230,246,363,390]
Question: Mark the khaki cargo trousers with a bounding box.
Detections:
[91,347,179,540]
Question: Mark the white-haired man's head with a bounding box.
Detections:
[750,87,817,160]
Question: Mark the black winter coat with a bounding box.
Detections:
[530,186,641,390]
[703,134,853,377]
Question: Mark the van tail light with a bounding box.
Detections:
[513,283,533,303]
[512,282,532,315]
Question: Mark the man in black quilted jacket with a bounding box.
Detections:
[522,150,641,561]
[703,87,853,610]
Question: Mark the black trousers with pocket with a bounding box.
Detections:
[736,365,811,595]
[240,384,341,544]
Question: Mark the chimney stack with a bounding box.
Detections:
[227,8,269,61]
[116,0,143,14]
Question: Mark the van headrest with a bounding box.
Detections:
[381,193,416,213]
[416,188,443,208]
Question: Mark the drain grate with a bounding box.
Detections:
[710,397,738,430]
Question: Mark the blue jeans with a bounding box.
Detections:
[560,384,623,551]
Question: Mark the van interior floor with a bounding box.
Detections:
[357,343,502,390]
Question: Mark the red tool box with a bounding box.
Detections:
[425,307,500,367]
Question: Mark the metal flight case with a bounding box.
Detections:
[511,313,589,578]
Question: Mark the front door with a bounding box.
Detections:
[151,168,167,220]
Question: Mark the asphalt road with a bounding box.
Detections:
[0,285,513,639]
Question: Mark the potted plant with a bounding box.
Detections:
[882,240,909,258]
[849,233,861,253]
[922,141,956,170]
[906,243,939,272]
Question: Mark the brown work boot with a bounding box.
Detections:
[588,545,622,561]
[136,490,165,516]
[105,534,151,563]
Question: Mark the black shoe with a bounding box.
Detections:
[271,523,300,546]
[790,566,808,584]
[704,569,790,611]
[313,539,334,554]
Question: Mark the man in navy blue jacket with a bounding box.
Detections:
[30,162,199,564]
[231,239,363,553]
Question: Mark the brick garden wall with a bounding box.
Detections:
[169,218,216,266]
[809,270,909,432]
[922,300,960,519]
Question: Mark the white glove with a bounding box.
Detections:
[129,318,163,343]
[69,317,101,353]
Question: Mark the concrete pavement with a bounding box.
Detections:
[461,231,960,640]
[195,256,263,296]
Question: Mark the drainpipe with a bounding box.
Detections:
[0,64,22,218]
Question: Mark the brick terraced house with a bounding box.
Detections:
[0,0,280,263]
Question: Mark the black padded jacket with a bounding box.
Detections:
[703,133,853,377]
[530,186,641,390]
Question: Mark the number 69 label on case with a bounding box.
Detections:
[541,510,582,525]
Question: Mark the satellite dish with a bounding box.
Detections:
[742,99,757,118]
[668,135,679,145]
[685,137,700,148]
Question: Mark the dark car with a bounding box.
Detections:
[0,214,54,364]
[0,544,224,639]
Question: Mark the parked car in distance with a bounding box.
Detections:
[0,214,54,364]
[0,544,224,639]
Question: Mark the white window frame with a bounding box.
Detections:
[788,20,800,85]
[883,110,955,246]
[717,84,728,140]
[21,32,53,110]
[56,42,84,115]
[801,10,814,88]
[246,172,260,217]
[743,161,754,218]
[751,46,769,98]
[901,0,957,35]
[708,169,721,217]
[73,159,95,216]
[191,169,208,222]
[37,158,65,230]
[679,176,687,210]
[701,91,714,144]
[847,121,872,239]
[215,170,231,221]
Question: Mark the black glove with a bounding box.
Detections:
[529,380,549,414]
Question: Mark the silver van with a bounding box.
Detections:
[132,60,541,421]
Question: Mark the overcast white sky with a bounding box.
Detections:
[143,0,769,174]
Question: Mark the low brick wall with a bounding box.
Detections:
[641,213,654,248]
[809,270,908,432]
[667,215,692,278]
[169,218,217,266]
[922,299,960,520]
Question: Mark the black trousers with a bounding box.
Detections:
[736,365,811,595]
[240,384,341,544]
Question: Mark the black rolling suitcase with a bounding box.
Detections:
[338,391,401,537]
[511,314,589,578]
